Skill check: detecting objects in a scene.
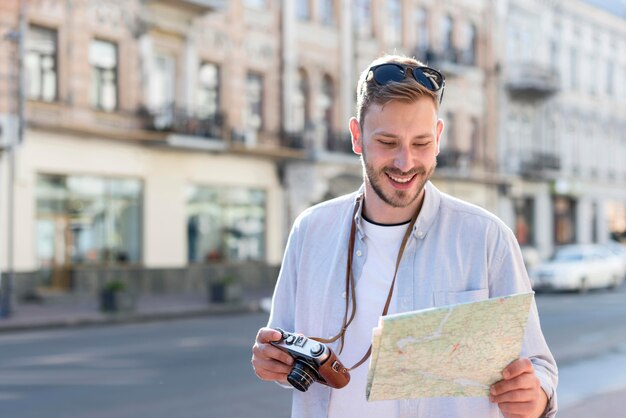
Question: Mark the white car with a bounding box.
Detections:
[529,244,625,292]
[602,240,626,280]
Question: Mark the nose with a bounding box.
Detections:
[393,145,413,173]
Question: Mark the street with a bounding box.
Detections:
[1,287,625,417]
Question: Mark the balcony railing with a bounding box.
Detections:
[437,148,471,170]
[416,47,477,76]
[519,152,561,178]
[326,131,353,154]
[141,106,226,140]
[144,0,226,13]
[506,62,560,98]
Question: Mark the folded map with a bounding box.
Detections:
[366,292,534,401]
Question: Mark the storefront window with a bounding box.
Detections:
[513,197,534,246]
[36,174,142,269]
[187,186,266,263]
[554,196,576,245]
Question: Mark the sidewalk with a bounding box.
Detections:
[0,290,271,333]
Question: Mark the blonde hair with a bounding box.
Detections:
[356,54,439,127]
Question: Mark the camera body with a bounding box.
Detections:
[271,328,350,392]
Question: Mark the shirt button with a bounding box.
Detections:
[341,291,347,299]
[417,231,424,238]
[356,250,363,256]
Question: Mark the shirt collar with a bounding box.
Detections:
[353,181,442,240]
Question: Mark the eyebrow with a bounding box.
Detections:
[374,131,433,140]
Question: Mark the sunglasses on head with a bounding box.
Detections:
[367,63,446,103]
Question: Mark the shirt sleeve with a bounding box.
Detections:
[488,225,558,418]
[267,219,300,338]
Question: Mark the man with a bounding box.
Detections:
[252,54,557,418]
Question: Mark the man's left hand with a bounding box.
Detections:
[489,358,548,418]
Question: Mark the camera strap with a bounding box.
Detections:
[311,192,420,371]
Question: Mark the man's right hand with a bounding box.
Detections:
[251,327,295,386]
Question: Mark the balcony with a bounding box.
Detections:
[279,131,307,150]
[141,106,226,150]
[519,151,561,179]
[417,47,476,77]
[506,62,560,99]
[144,0,226,14]
[437,148,472,170]
[326,132,353,155]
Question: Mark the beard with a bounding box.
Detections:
[361,152,436,208]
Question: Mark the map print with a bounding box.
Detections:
[366,292,534,401]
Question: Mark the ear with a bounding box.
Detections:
[435,118,444,156]
[349,117,362,155]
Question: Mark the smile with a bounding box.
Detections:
[386,173,416,184]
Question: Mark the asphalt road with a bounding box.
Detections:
[0,286,625,418]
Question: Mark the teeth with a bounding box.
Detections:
[389,174,412,183]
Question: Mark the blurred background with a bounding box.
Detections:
[0,0,625,417]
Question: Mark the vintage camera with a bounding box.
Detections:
[271,328,350,392]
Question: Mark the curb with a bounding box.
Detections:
[0,301,261,333]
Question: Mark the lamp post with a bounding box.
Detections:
[0,0,26,318]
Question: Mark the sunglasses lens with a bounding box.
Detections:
[412,68,443,91]
[373,64,405,85]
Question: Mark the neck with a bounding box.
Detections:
[361,188,426,224]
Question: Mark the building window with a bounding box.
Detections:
[294,69,309,132]
[463,23,477,65]
[415,8,429,57]
[89,39,118,111]
[470,117,480,162]
[297,0,310,20]
[320,75,334,137]
[386,0,402,46]
[197,62,220,119]
[245,73,263,133]
[149,53,176,129]
[441,15,454,55]
[319,0,335,26]
[513,197,534,246]
[550,40,559,72]
[25,25,57,102]
[570,47,578,90]
[554,196,576,245]
[187,186,266,263]
[354,0,372,37]
[445,112,456,149]
[36,174,142,286]
[245,0,266,8]
[606,61,614,96]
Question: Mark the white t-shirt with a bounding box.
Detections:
[328,217,409,418]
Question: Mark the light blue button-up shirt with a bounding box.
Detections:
[268,181,558,418]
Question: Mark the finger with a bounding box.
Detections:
[491,373,539,396]
[252,357,293,376]
[490,388,536,404]
[497,401,536,415]
[253,342,294,366]
[502,413,525,418]
[253,364,290,382]
[256,327,284,344]
[502,358,533,380]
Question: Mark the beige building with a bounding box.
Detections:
[0,0,288,299]
[496,0,626,259]
[0,0,503,300]
[281,0,502,224]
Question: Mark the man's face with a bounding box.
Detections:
[350,98,443,209]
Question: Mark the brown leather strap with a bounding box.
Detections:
[312,193,421,371]
[311,195,362,351]
[347,210,419,371]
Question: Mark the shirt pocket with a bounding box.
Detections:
[433,288,490,306]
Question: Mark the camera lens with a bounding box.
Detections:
[287,360,319,392]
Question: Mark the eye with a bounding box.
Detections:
[378,140,395,146]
